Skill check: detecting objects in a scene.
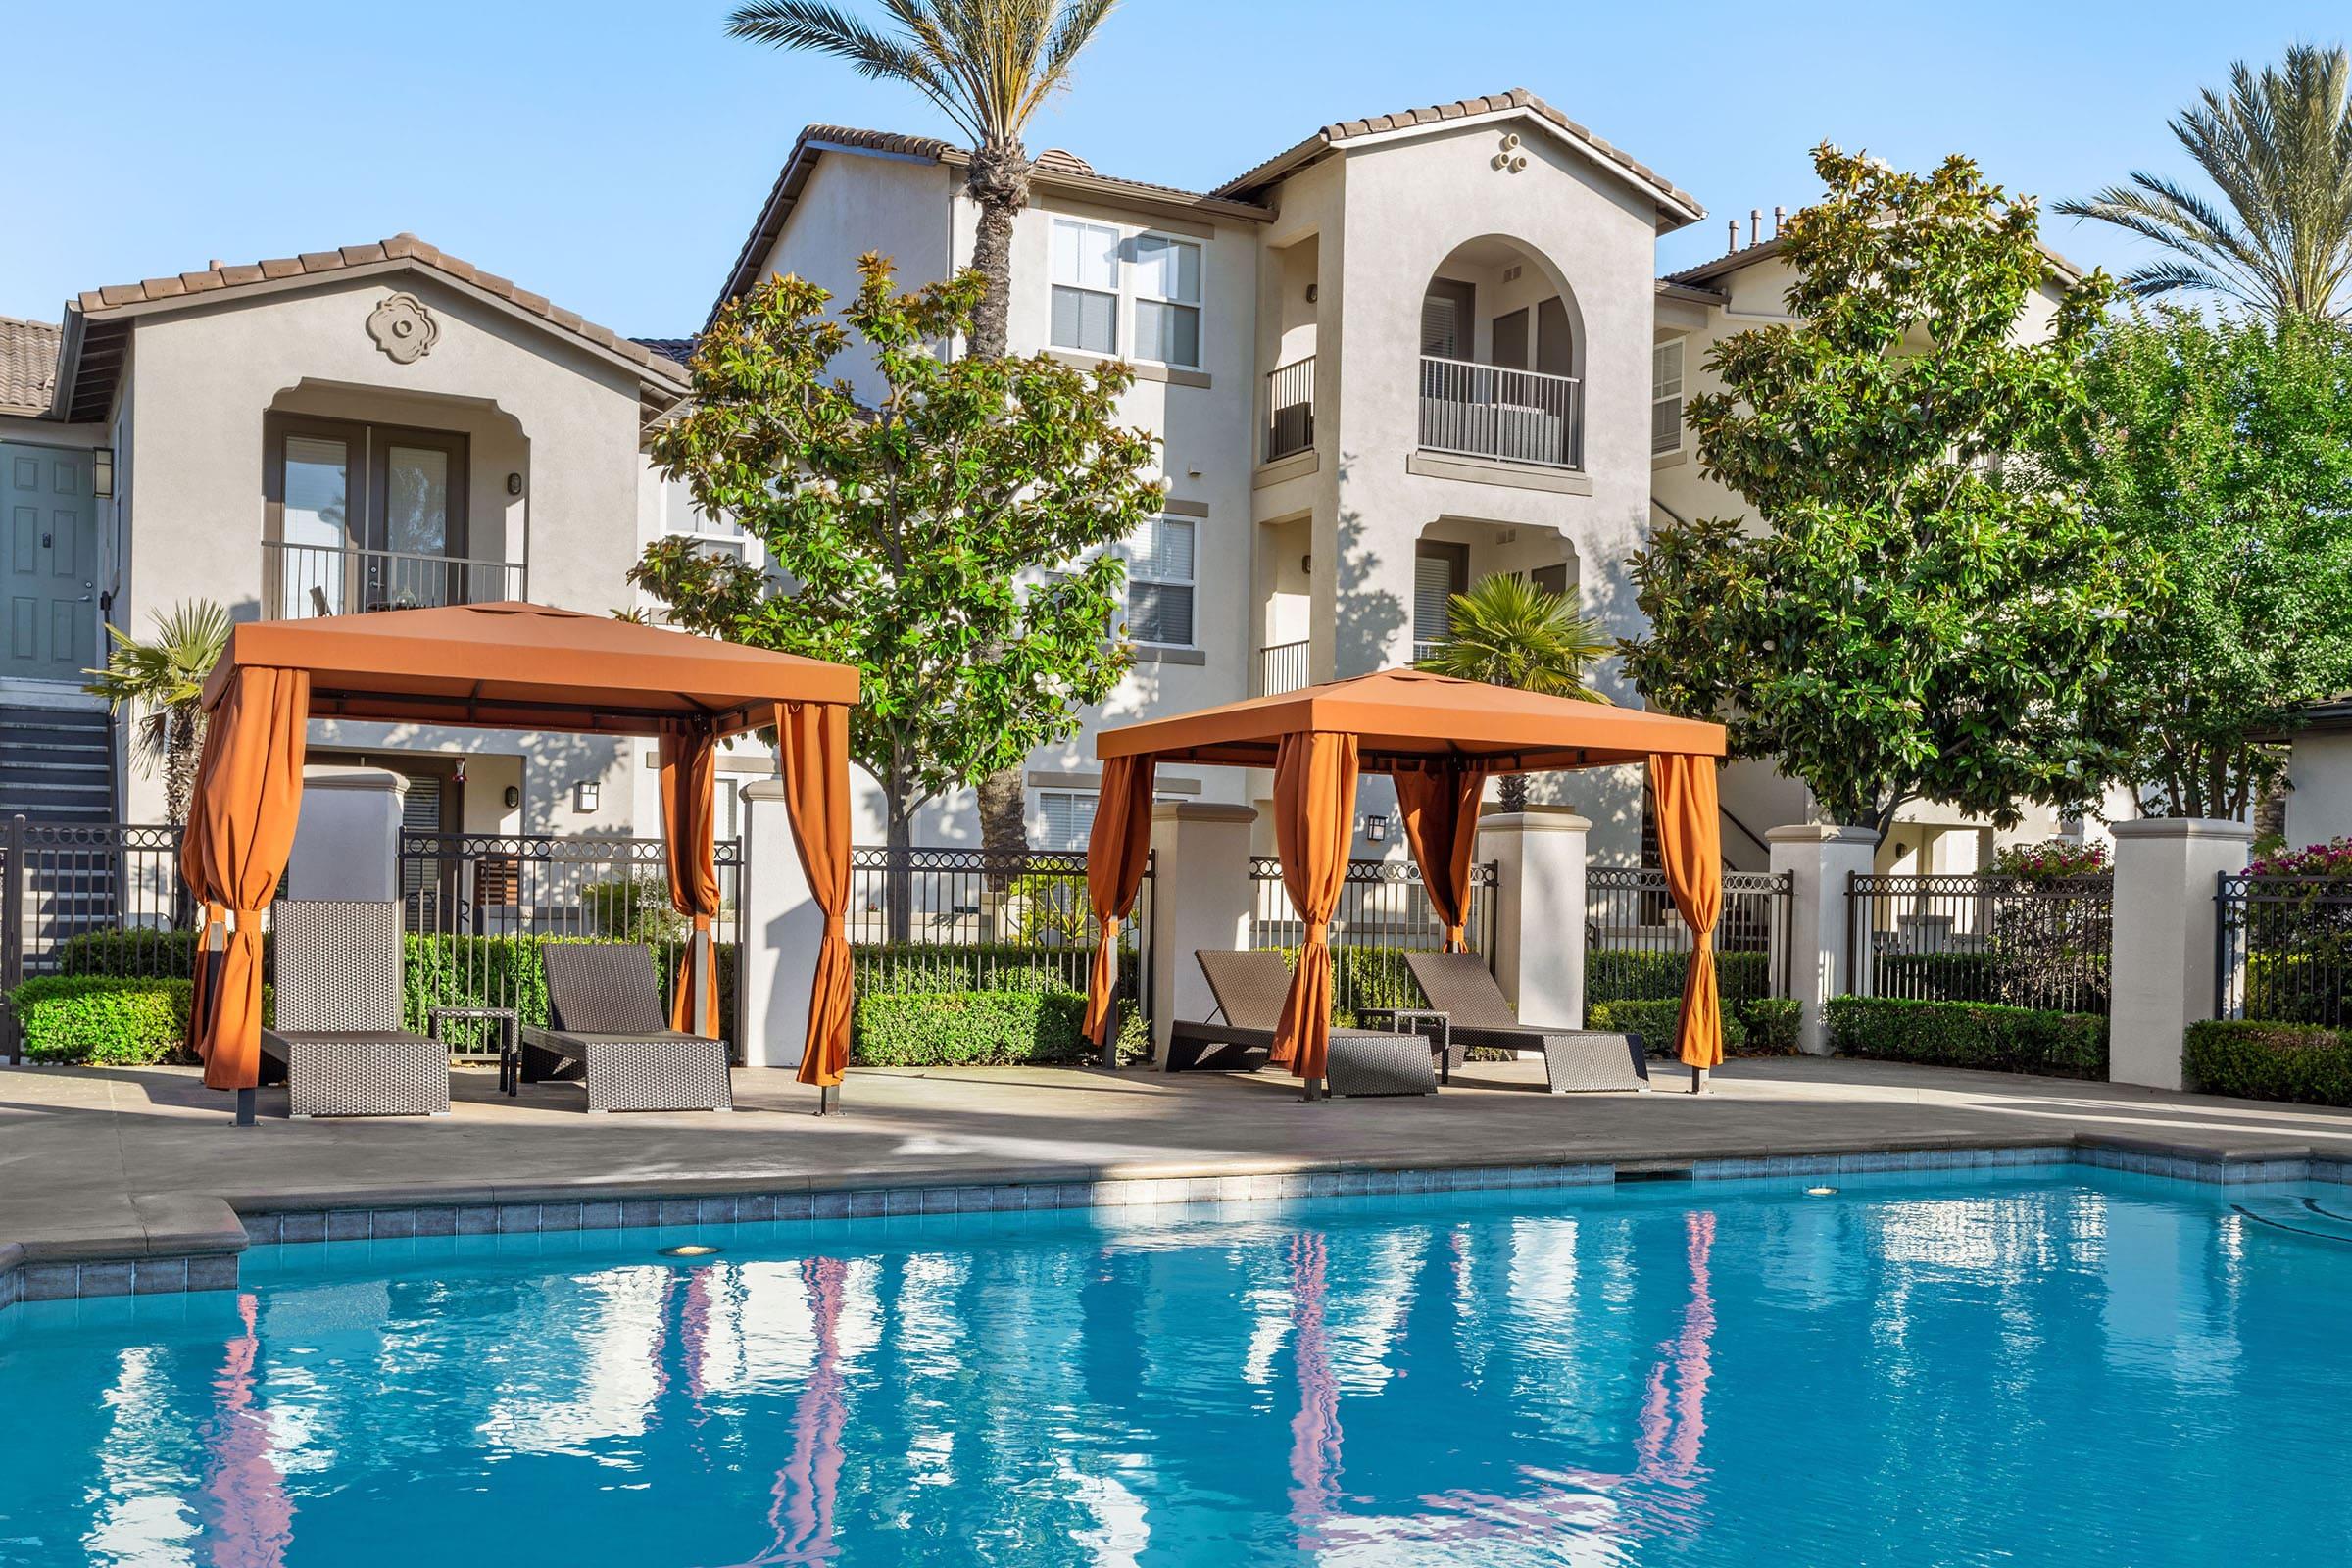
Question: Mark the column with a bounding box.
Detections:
[283,765,405,903]
[1768,823,1879,1055]
[2108,818,2252,1091]
[1476,808,1590,1028]
[1147,802,1257,1064]
[738,777,821,1070]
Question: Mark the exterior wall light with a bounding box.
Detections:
[92,448,115,499]
[574,780,600,813]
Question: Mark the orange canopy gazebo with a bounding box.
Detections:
[1082,669,1728,1097]
[182,602,860,1121]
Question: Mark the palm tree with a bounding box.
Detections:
[83,600,231,826]
[726,0,1119,358]
[2057,44,2352,320]
[728,0,1123,866]
[1416,574,1612,811]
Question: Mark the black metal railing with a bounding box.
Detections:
[1249,855,1496,1014]
[1417,355,1583,468]
[2217,873,2352,1027]
[1264,356,1315,464]
[262,541,525,620]
[1587,867,1791,1004]
[1257,640,1310,697]
[846,846,1153,1022]
[1849,872,2113,1015]
[2,818,193,1058]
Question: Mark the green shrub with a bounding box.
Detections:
[852,940,1134,999]
[1740,997,1802,1054]
[1588,998,1749,1056]
[2183,1021,2352,1104]
[1588,948,1772,1003]
[853,989,1078,1066]
[3,976,276,1065]
[579,876,690,944]
[1870,951,1999,1001]
[1826,996,2107,1078]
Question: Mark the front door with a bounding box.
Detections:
[1,443,97,682]
[264,416,467,617]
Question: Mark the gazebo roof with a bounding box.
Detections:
[199,602,858,736]
[1094,668,1726,772]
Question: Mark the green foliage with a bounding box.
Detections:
[852,941,1135,998]
[2056,45,2352,319]
[2041,309,2352,818]
[1625,145,2137,834]
[1741,998,1802,1054]
[1827,996,2108,1078]
[580,875,689,945]
[3,976,270,1065]
[1873,951,1998,1001]
[637,256,1164,841]
[1005,871,1091,948]
[1588,948,1773,1004]
[1416,572,1614,809]
[81,599,231,824]
[1588,998,1749,1056]
[2183,1021,2352,1103]
[1991,839,2111,878]
[57,928,210,979]
[852,988,1148,1067]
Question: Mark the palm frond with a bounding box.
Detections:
[1414,574,1613,702]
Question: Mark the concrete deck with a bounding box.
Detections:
[10,1056,2352,1275]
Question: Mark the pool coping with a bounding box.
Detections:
[8,1131,2351,1314]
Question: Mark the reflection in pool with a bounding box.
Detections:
[2,1169,2343,1566]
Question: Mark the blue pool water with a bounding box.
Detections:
[2,1166,2346,1566]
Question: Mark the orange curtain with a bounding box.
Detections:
[183,666,311,1090]
[1270,731,1360,1084]
[1395,762,1489,951]
[777,701,854,1086]
[660,723,723,1038]
[1081,754,1157,1047]
[1647,753,1724,1070]
[178,800,216,1060]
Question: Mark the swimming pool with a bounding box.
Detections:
[2,1165,2343,1566]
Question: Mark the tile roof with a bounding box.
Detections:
[73,234,688,390]
[0,315,62,417]
[1661,233,2087,289]
[630,337,697,369]
[1213,88,1703,226]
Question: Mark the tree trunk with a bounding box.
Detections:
[964,141,1031,360]
[886,751,915,946]
[165,708,197,827]
[976,765,1028,924]
[1499,773,1530,813]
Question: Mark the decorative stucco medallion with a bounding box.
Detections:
[1492,131,1529,174]
[367,293,439,364]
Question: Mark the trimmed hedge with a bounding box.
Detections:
[1871,951,1997,1002]
[1589,998,1746,1054]
[852,988,1148,1067]
[1827,996,2107,1079]
[2183,1021,2352,1105]
[2,976,272,1065]
[1589,948,1772,1002]
[853,941,1136,997]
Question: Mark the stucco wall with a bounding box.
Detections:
[2287,732,2352,846]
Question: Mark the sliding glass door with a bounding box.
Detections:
[265,416,468,617]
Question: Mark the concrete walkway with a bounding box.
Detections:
[9,1055,2352,1270]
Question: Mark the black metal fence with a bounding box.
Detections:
[1249,856,1496,1014]
[1848,872,2113,1015]
[846,847,1154,1022]
[2216,874,2352,1028]
[1586,867,1792,1004]
[1,817,192,984]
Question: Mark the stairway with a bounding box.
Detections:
[0,704,116,825]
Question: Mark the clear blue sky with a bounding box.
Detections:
[1,1,2337,332]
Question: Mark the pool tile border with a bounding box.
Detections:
[8,1140,2352,1313]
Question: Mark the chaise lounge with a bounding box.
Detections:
[262,900,451,1118]
[521,942,734,1113]
[1167,949,1437,1098]
[1401,950,1649,1094]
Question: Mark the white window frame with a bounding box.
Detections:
[1128,230,1204,370]
[1651,337,1687,457]
[1122,514,1197,650]
[1034,788,1100,852]
[1050,219,1122,357]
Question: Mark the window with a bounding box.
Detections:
[1051,220,1120,355]
[1124,515,1196,647]
[1412,541,1467,662]
[1132,234,1201,368]
[1651,338,1687,456]
[1037,790,1099,852]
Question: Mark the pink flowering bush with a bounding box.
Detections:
[2250,837,2352,880]
[1990,838,2112,880]
[2241,839,2352,1028]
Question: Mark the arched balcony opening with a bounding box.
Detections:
[1418,237,1585,470]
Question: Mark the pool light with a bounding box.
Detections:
[660,1244,723,1258]
[1805,1186,1839,1197]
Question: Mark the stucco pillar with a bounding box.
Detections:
[2108,818,2252,1091]
[739,777,821,1071]
[1477,808,1589,1028]
[1768,824,1879,1055]
[1147,802,1257,1064]
[283,766,406,903]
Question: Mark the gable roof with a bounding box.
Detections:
[0,315,62,417]
[55,234,689,425]
[711,123,1272,324]
[1661,232,2087,290]
[1213,88,1703,230]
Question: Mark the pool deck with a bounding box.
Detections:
[10,1054,2352,1298]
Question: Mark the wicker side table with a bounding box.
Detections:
[429,1005,522,1096]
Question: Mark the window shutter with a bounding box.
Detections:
[1651,339,1686,455]
[1420,295,1461,358]
[1414,553,1457,652]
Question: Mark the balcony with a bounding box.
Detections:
[1417,356,1583,469]
[262,541,527,621]
[1257,639,1309,696]
[1263,357,1316,464]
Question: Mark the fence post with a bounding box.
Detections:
[1476,808,1590,1028]
[1767,824,1879,1055]
[2108,818,2252,1091]
[1147,803,1257,1065]
[740,778,823,1074]
[2,813,22,1063]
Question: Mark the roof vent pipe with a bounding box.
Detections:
[1773,205,1786,238]
[1727,219,1739,254]
[1750,208,1762,246]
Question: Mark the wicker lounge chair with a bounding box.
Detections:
[1168,949,1436,1098]
[520,943,734,1113]
[261,900,451,1118]
[1401,950,1649,1094]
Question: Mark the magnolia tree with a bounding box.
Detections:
[1625,145,2147,838]
[635,255,1164,934]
